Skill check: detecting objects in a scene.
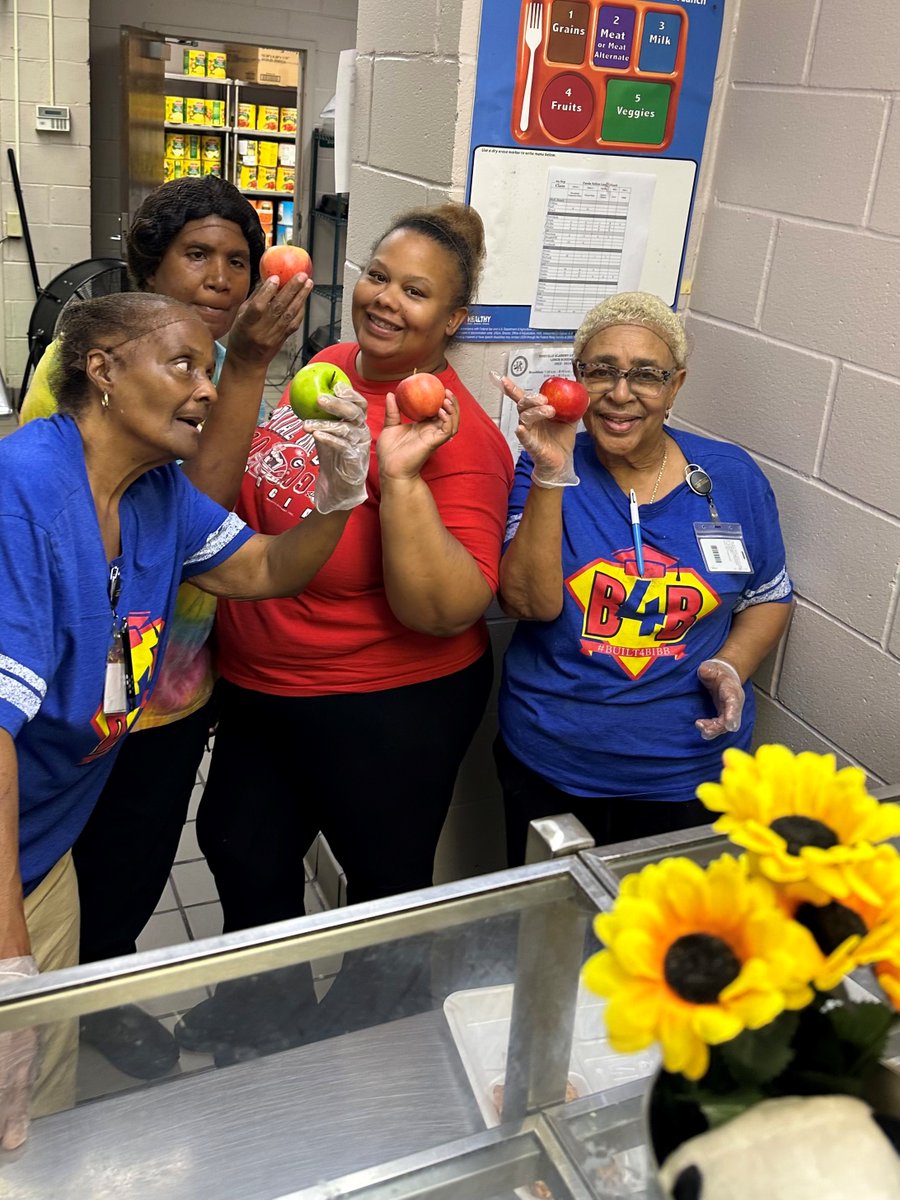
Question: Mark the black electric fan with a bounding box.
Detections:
[9,149,129,405]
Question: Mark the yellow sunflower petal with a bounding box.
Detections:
[691,1005,744,1046]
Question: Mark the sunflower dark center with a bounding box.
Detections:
[663,933,742,1004]
[770,815,839,856]
[794,901,867,956]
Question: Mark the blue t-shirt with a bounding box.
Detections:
[0,415,254,894]
[499,428,792,802]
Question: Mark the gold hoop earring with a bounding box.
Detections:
[101,392,110,409]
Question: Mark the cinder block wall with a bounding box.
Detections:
[682,0,900,783]
[0,0,92,388]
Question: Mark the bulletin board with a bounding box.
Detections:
[460,0,726,342]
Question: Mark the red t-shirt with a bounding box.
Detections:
[215,343,514,695]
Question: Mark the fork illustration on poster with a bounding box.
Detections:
[512,0,688,151]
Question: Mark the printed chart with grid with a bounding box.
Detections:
[535,178,631,315]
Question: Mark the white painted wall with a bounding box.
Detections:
[0,0,92,388]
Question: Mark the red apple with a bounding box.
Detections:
[394,372,446,422]
[539,376,590,423]
[260,244,313,288]
[289,361,352,421]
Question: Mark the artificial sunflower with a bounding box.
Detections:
[696,745,900,901]
[875,960,900,1010]
[583,855,822,1081]
[779,843,900,992]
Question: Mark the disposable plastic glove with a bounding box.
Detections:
[302,383,372,515]
[491,372,579,488]
[696,658,745,741]
[0,956,39,1150]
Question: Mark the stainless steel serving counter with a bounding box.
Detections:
[0,825,745,1199]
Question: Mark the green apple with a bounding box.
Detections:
[289,361,352,421]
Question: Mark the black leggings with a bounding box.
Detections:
[494,733,711,867]
[74,700,214,962]
[197,651,493,933]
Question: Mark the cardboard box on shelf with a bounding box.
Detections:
[226,45,299,88]
[257,140,279,168]
[184,160,202,178]
[236,103,256,130]
[202,162,222,177]
[258,166,278,192]
[278,142,296,167]
[163,157,182,181]
[209,99,226,127]
[185,134,202,160]
[165,96,184,124]
[201,136,222,162]
[279,107,297,133]
[207,51,227,78]
[237,139,258,165]
[239,165,259,190]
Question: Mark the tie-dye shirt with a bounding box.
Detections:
[19,339,229,728]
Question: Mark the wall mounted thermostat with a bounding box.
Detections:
[35,104,71,132]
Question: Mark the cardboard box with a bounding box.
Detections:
[257,140,279,168]
[239,165,259,190]
[258,166,278,191]
[226,45,299,89]
[201,136,222,162]
[165,96,184,124]
[209,99,226,127]
[279,107,298,134]
[206,51,227,79]
[278,142,296,167]
[185,134,202,160]
[202,162,222,177]
[236,103,256,130]
[237,139,258,165]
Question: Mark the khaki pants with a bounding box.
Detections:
[23,852,80,1117]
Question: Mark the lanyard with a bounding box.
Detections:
[684,464,719,522]
[103,563,135,715]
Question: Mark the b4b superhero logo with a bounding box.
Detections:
[566,546,720,679]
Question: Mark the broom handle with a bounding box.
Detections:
[7,148,41,297]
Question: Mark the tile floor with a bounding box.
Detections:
[76,740,345,1102]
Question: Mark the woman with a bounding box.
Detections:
[0,292,369,1146]
[21,177,310,1078]
[175,203,513,1058]
[495,292,793,864]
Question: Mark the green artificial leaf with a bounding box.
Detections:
[700,1088,767,1129]
[828,1000,894,1060]
[716,1012,799,1087]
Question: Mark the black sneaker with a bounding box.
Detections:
[174,968,317,1056]
[80,1005,180,1080]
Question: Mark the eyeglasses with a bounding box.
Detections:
[574,361,673,398]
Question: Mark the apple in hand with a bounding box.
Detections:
[289,361,352,421]
[539,376,590,423]
[394,372,446,422]
[260,244,313,288]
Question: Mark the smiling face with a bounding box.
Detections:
[146,216,251,341]
[351,229,467,381]
[98,317,218,465]
[580,324,686,468]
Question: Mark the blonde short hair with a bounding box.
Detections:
[573,292,688,368]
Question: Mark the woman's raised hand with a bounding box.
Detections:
[492,372,579,489]
[376,389,460,482]
[227,274,313,366]
[302,383,371,514]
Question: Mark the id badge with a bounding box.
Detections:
[694,522,753,574]
[103,625,135,716]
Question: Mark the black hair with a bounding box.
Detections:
[375,203,486,314]
[52,293,197,416]
[126,176,266,290]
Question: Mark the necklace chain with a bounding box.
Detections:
[648,445,669,504]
